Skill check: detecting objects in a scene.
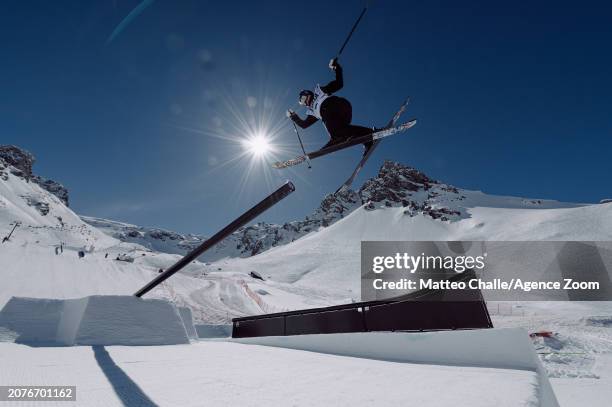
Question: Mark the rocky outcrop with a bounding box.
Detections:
[0,145,69,206]
[358,161,464,220]
[0,145,34,179]
[33,177,69,207]
[21,195,50,216]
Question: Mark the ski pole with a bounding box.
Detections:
[292,121,312,169]
[336,2,368,57]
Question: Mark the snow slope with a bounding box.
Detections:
[0,160,112,249]
[215,197,612,301]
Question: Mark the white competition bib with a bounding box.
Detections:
[306,85,330,119]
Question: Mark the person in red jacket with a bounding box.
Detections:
[287,58,374,154]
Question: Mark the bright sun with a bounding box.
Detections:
[243,133,272,157]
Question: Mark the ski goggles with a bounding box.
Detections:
[298,90,313,106]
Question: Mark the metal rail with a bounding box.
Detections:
[134,181,295,297]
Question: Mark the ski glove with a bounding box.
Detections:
[286,109,298,120]
[329,57,340,71]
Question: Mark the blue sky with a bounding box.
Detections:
[2,1,611,234]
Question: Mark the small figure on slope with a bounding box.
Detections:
[287,58,375,155]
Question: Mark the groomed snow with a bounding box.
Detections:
[0,339,539,407]
[234,327,557,406]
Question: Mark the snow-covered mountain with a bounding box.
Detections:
[0,145,105,246]
[80,216,208,257]
[81,160,590,262]
[2,144,612,324]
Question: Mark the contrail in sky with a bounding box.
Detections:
[106,0,156,44]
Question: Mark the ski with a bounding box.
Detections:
[389,97,410,128]
[273,119,417,169]
[335,98,410,193]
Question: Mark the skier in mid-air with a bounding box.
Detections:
[287,58,375,155]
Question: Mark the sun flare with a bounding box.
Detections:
[243,132,273,157]
[168,88,309,202]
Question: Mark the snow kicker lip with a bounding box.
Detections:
[0,295,191,346]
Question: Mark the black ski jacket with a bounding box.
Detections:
[291,65,343,129]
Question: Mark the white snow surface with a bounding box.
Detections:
[2,156,612,405]
[235,328,557,406]
[0,335,541,407]
[0,296,190,346]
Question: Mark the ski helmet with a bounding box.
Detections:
[299,90,314,106]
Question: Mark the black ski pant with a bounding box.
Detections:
[320,96,372,148]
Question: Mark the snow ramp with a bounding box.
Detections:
[0,295,190,346]
[234,328,559,407]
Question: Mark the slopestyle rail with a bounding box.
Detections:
[134,181,295,298]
